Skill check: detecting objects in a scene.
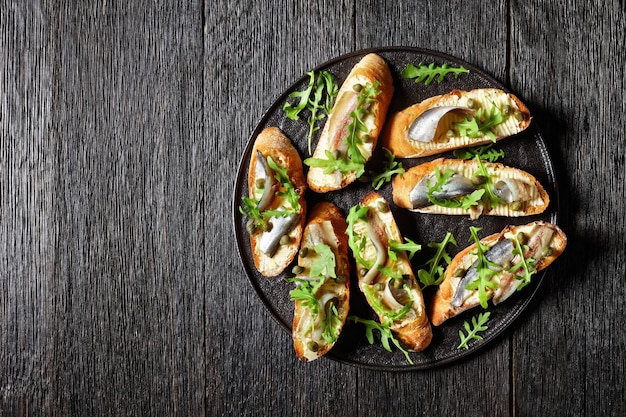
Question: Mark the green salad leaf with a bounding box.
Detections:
[348,316,413,364]
[402,62,470,85]
[457,312,491,349]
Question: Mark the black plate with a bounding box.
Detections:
[232,47,559,370]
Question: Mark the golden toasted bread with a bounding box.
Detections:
[381,88,531,158]
[306,53,394,192]
[347,192,432,351]
[392,158,550,220]
[244,127,307,277]
[430,221,567,326]
[291,202,351,361]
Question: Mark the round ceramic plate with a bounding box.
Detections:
[233,47,559,370]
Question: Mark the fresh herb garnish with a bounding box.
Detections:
[322,302,341,344]
[288,276,326,315]
[457,312,491,349]
[348,316,413,364]
[464,227,499,308]
[417,232,457,288]
[283,70,338,154]
[309,243,337,279]
[362,284,414,323]
[346,204,372,268]
[304,81,381,178]
[454,103,507,142]
[508,235,537,290]
[361,148,406,190]
[471,156,504,209]
[453,144,505,162]
[402,62,470,85]
[388,237,422,261]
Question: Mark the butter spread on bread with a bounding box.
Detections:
[290,202,350,361]
[242,127,306,277]
[392,158,549,220]
[305,53,394,192]
[381,88,531,158]
[347,192,432,352]
[430,221,567,326]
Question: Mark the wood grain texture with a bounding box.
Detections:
[1,0,625,416]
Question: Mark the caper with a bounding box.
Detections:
[307,340,319,352]
[542,247,554,258]
[299,247,309,258]
[292,265,304,275]
[255,178,265,189]
[510,201,523,211]
[264,221,273,232]
[377,201,389,213]
[471,175,487,185]
[361,133,372,143]
[374,282,384,292]
[352,83,363,92]
[279,235,291,245]
[332,149,342,160]
[466,98,475,109]
[516,232,528,245]
[501,104,511,115]
[453,268,466,278]
[514,111,524,121]
[335,274,346,283]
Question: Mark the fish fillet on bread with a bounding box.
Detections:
[242,126,307,277]
[430,221,567,326]
[381,88,531,158]
[291,202,351,361]
[392,158,550,220]
[347,192,432,351]
[305,53,394,192]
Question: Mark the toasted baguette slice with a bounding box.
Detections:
[381,88,531,158]
[392,158,549,220]
[244,127,307,277]
[306,53,394,192]
[291,202,351,361]
[430,221,567,326]
[347,192,432,351]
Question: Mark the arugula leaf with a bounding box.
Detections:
[361,148,406,190]
[362,284,413,323]
[288,276,326,315]
[417,232,457,288]
[471,156,504,209]
[309,243,337,279]
[508,235,537,290]
[388,237,421,261]
[322,302,341,344]
[283,70,338,155]
[347,315,413,365]
[425,167,484,210]
[304,81,380,178]
[265,156,301,213]
[346,204,372,268]
[453,144,505,162]
[454,103,507,142]
[457,312,491,349]
[464,227,499,308]
[402,62,470,85]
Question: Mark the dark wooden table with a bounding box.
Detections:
[2,1,625,416]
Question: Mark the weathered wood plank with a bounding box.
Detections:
[510,1,626,416]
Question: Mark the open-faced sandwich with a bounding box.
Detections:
[381,88,531,158]
[430,221,567,326]
[289,202,351,361]
[346,192,432,351]
[392,158,550,220]
[305,53,394,192]
[240,127,307,277]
